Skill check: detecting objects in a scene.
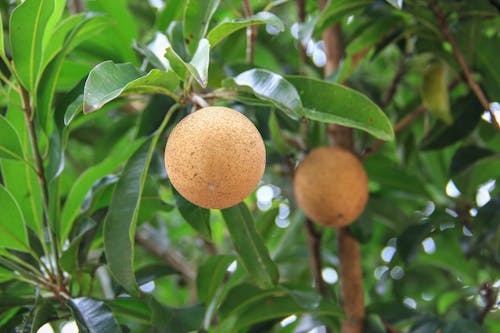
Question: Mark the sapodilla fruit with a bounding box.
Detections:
[294,146,368,227]
[164,106,265,209]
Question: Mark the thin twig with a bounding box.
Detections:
[430,0,500,130]
[296,0,308,74]
[361,104,426,159]
[242,0,256,64]
[383,58,405,106]
[384,321,403,333]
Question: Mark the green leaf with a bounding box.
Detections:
[421,60,452,125]
[0,115,24,161]
[207,12,284,47]
[165,38,210,87]
[64,95,83,126]
[69,297,122,333]
[183,0,220,55]
[196,255,235,303]
[221,203,279,289]
[83,61,179,113]
[420,95,483,150]
[286,76,394,141]
[449,146,494,177]
[60,137,146,246]
[106,298,150,325]
[173,188,211,239]
[0,8,4,58]
[0,185,29,251]
[0,266,16,283]
[148,296,205,332]
[225,69,303,120]
[9,0,55,92]
[104,135,161,295]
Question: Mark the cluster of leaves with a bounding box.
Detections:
[0,0,498,332]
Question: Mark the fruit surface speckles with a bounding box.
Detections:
[293,146,369,228]
[165,106,266,209]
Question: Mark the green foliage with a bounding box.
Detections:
[0,0,498,332]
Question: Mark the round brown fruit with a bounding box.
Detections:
[293,146,368,227]
[164,106,266,209]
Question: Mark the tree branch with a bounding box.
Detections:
[305,219,328,296]
[242,0,256,64]
[430,0,500,130]
[478,282,498,324]
[135,226,197,301]
[383,58,405,106]
[296,0,308,74]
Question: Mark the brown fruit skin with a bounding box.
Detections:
[164,106,266,209]
[293,146,369,228]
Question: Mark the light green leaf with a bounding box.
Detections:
[60,136,146,246]
[9,0,55,92]
[165,38,210,87]
[0,267,16,283]
[225,69,303,120]
[83,61,179,113]
[0,8,4,58]
[207,12,284,47]
[183,0,220,55]
[0,185,29,251]
[221,203,279,289]
[69,298,122,333]
[286,76,394,140]
[37,13,109,132]
[0,115,24,161]
[421,60,452,125]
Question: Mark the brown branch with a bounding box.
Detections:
[70,0,83,14]
[384,321,403,333]
[135,226,197,301]
[361,104,426,159]
[478,282,498,324]
[242,0,256,64]
[430,0,500,130]
[296,0,308,74]
[337,228,365,333]
[305,219,328,296]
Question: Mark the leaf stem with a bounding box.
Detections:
[242,0,256,64]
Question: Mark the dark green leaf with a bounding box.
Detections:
[397,223,433,264]
[268,111,289,154]
[0,115,24,161]
[0,185,29,252]
[69,297,122,333]
[207,12,284,47]
[420,95,483,150]
[196,255,234,303]
[30,300,56,333]
[60,137,146,246]
[0,267,16,283]
[287,76,394,141]
[9,0,54,91]
[148,296,205,332]
[450,145,494,177]
[83,61,178,113]
[441,319,486,333]
[106,298,150,325]
[221,203,279,289]
[183,0,220,55]
[173,188,211,239]
[225,69,303,120]
[104,139,155,295]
